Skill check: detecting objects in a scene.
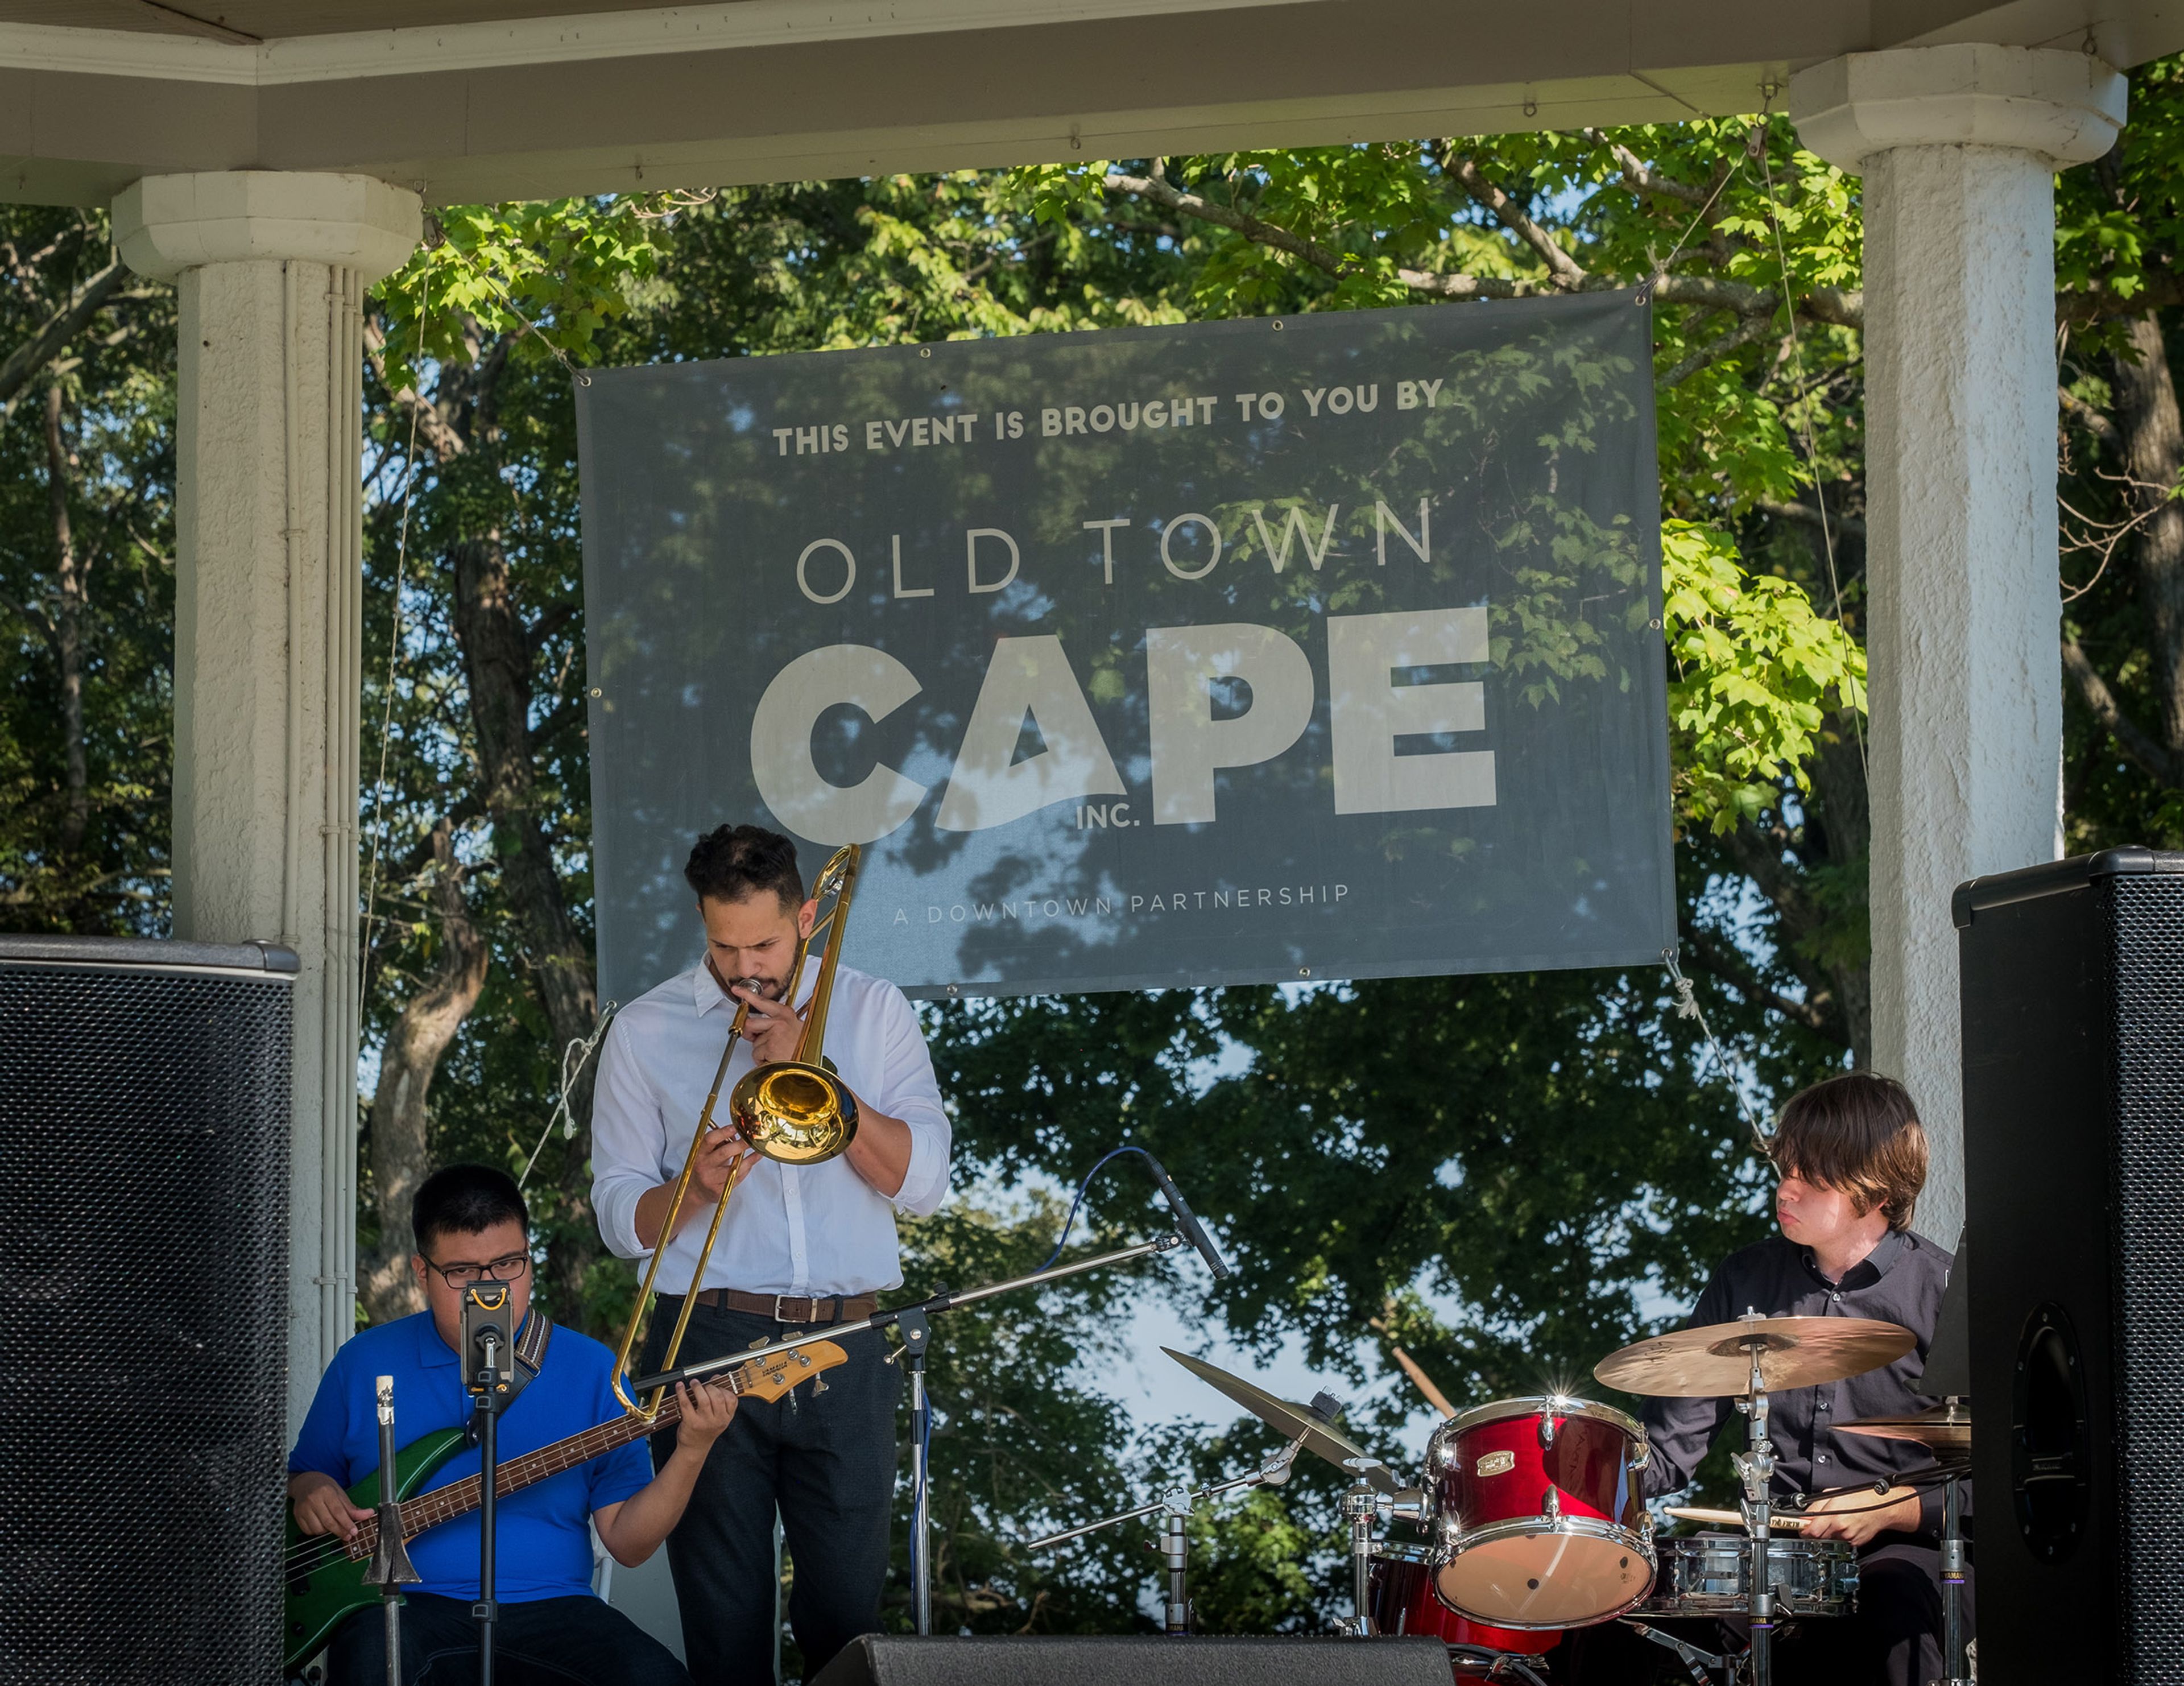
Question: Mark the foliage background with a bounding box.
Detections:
[5,69,2183,1662]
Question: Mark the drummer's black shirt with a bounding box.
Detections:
[1636,1228,1962,1539]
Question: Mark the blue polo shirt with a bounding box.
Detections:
[289,1312,652,1602]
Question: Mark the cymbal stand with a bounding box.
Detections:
[1021,1433,1305,1634]
[1336,1459,1428,1637]
[1939,1456,1971,1686]
[1730,1330,1777,1686]
[1624,1618,1730,1686]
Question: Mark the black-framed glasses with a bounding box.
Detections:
[421,1251,533,1290]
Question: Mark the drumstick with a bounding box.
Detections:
[1664,1506,1809,1531]
[1388,1344,1457,1419]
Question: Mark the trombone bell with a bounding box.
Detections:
[729,1061,858,1163]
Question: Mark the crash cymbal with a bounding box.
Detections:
[1163,1347,1414,1499]
[1835,1402,1972,1453]
[1594,1314,1917,1398]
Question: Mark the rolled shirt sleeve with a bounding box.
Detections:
[590,1017,667,1261]
[871,985,952,1218]
[1639,1267,1738,1499]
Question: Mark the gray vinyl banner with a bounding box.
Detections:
[577,291,1673,1004]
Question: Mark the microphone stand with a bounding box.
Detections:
[634,1234,1186,1391]
[363,1375,421,1686]
[896,1307,933,1636]
[630,1233,1193,1635]
[1020,1433,1305,1635]
[461,1284,518,1686]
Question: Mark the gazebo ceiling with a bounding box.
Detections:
[0,0,2172,206]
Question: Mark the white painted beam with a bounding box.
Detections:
[0,0,2178,206]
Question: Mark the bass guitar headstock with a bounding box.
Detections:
[731,1340,849,1403]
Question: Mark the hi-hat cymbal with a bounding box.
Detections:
[1163,1347,1413,1499]
[1594,1315,1917,1398]
[1836,1402,1972,1453]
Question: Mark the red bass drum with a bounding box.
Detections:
[1368,1543,1559,1668]
[1425,1396,1654,1629]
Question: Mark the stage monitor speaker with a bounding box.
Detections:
[809,1634,1455,1686]
[1955,848,2184,1686]
[0,935,296,1686]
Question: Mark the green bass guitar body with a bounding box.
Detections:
[282,1425,467,1671]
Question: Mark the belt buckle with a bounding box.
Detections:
[772,1294,799,1325]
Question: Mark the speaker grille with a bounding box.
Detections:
[0,956,292,1685]
[2108,874,2184,1684]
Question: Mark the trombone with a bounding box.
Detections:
[611,844,865,1415]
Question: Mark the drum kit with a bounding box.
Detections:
[1028,1313,1973,1686]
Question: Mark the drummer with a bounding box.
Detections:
[1631,1072,1968,1686]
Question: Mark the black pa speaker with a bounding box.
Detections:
[1955,848,2184,1686]
[809,1635,1455,1686]
[0,935,296,1685]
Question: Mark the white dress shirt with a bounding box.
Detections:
[590,957,952,1297]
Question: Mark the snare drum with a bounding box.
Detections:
[1632,1536,1858,1619]
[1425,1396,1654,1629]
[1367,1543,1560,1654]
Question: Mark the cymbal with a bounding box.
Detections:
[1162,1347,1413,1499]
[1594,1315,1917,1398]
[1835,1402,1972,1453]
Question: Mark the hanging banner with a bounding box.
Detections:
[578,291,1672,1003]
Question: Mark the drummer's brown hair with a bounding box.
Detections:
[1764,1072,1927,1232]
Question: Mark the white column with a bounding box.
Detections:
[112,173,420,1428]
[1790,47,2124,1243]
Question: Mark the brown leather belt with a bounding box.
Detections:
[680,1288,879,1324]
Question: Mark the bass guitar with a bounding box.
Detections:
[283,1340,847,1668]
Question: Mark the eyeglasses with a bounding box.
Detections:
[420,1251,533,1290]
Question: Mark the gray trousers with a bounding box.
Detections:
[642,1301,901,1685]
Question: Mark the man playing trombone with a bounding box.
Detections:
[592,823,953,1685]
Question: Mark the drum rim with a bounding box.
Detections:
[1436,1393,1646,1441]
[1653,1535,1854,1560]
[1436,1513,1657,1630]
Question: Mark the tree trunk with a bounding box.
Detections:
[450,532,603,1325]
[1805,722,1872,1067]
[41,384,86,856]
[2113,311,2184,760]
[359,819,490,1324]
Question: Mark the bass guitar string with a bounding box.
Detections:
[286,1355,796,1576]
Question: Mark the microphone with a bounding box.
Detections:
[1140,1152,1231,1279]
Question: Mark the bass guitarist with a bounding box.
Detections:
[287,1164,735,1684]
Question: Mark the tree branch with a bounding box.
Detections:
[2059,385,2122,449]
[2063,634,2184,787]
[0,259,131,410]
[1680,926,1839,1040]
[1102,168,1352,278]
[363,316,469,459]
[1757,498,1866,541]
[1660,311,1777,386]
[2059,270,2184,328]
[1094,168,1864,333]
[1593,134,1717,206]
[1435,142,1589,291]
[0,588,57,654]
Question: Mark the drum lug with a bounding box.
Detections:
[1541,1485,1562,1523]
[1538,1413,1559,1451]
[1632,1428,1652,1470]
